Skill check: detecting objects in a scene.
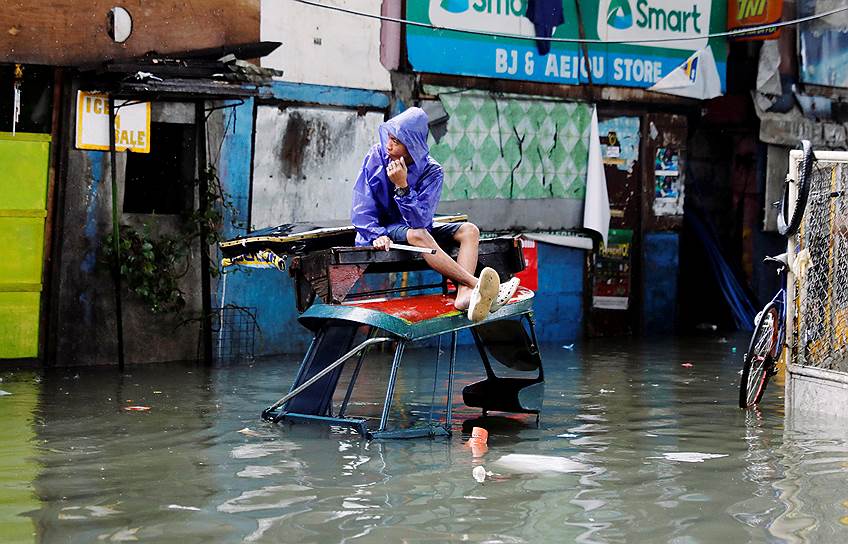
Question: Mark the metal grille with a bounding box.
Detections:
[213,306,257,363]
[793,157,848,372]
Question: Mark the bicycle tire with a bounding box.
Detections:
[739,302,780,409]
[777,139,813,236]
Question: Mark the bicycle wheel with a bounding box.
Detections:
[739,302,780,409]
[777,139,813,236]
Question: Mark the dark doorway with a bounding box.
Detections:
[123,122,196,214]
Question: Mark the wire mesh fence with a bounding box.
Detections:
[793,158,848,372]
[212,305,257,363]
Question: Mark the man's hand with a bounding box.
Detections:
[373,235,392,251]
[386,157,408,188]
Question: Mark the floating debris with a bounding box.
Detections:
[97,527,139,541]
[650,452,728,463]
[472,465,487,483]
[166,504,201,512]
[493,454,592,474]
[237,427,263,437]
[681,362,694,368]
[123,406,151,412]
[0,389,11,396]
[466,427,488,458]
[562,344,575,350]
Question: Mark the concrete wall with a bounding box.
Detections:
[53,99,204,365]
[251,105,384,228]
[260,0,392,91]
[786,364,848,419]
[642,232,679,335]
[209,98,316,356]
[212,84,391,357]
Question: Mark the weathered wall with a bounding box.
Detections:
[260,0,391,90]
[1,1,259,65]
[52,93,204,366]
[208,99,314,357]
[251,105,384,228]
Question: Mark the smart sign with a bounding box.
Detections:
[407,0,727,90]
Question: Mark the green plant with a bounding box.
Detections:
[102,166,240,314]
[103,224,186,313]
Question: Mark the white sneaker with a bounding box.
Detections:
[467,267,500,322]
[489,277,520,313]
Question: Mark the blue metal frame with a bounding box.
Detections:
[263,291,542,439]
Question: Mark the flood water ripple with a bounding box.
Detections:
[2,336,848,543]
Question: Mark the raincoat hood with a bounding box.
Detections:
[378,107,430,166]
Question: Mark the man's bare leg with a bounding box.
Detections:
[452,223,480,309]
[406,228,478,309]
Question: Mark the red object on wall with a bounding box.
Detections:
[727,0,783,41]
[515,239,538,291]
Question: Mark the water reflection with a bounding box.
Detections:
[0,370,39,542]
[2,336,848,542]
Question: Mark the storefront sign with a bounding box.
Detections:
[727,0,782,40]
[407,1,727,91]
[75,91,150,153]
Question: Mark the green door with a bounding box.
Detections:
[0,132,50,359]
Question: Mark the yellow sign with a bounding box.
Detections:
[75,91,150,153]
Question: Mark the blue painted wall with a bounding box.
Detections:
[532,243,585,344]
[258,81,389,109]
[642,232,679,335]
[219,268,311,355]
[214,97,313,356]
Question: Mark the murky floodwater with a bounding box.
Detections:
[2,336,848,543]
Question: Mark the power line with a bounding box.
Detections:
[289,0,848,45]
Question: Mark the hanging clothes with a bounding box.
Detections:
[526,0,564,56]
[351,107,444,246]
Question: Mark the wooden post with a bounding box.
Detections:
[196,101,213,363]
[108,95,125,371]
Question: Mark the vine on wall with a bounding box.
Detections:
[102,166,239,314]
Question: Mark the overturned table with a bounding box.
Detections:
[220,219,545,439]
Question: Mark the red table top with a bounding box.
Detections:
[343,287,534,324]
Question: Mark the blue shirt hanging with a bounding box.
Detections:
[526,0,564,56]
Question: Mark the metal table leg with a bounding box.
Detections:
[428,334,443,426]
[378,341,406,432]
[445,331,457,434]
[339,327,374,418]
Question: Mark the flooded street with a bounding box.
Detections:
[3,336,848,543]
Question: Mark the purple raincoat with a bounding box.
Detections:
[351,107,444,246]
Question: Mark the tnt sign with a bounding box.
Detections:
[727,0,782,40]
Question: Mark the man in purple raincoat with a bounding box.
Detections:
[351,107,518,322]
